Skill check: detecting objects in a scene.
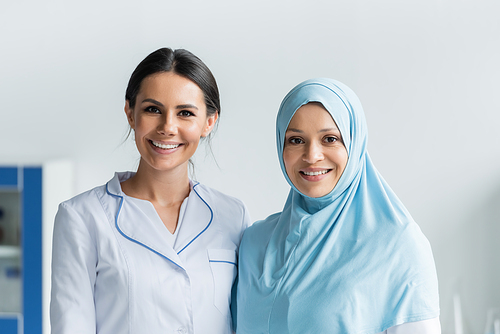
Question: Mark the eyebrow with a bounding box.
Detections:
[141,99,199,110]
[286,127,339,133]
[142,98,164,107]
[176,104,199,110]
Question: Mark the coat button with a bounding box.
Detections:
[177,327,187,334]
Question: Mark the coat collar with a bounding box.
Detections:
[105,172,213,270]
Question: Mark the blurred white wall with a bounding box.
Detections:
[1,0,499,333]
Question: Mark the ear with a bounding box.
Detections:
[201,112,218,137]
[125,100,135,129]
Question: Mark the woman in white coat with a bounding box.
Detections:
[50,48,250,334]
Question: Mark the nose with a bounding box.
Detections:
[158,112,177,136]
[303,141,324,164]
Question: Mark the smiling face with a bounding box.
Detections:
[125,71,217,174]
[283,102,348,198]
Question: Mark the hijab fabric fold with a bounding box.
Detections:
[235,78,439,334]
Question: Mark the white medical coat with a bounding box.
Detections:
[50,172,250,334]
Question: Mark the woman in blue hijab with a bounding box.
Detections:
[234,78,440,333]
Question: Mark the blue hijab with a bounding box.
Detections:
[235,78,439,333]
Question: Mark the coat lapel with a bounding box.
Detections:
[174,183,213,255]
[105,173,184,270]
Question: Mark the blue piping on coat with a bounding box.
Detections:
[209,260,237,266]
[177,182,213,255]
[105,182,214,270]
[105,183,179,270]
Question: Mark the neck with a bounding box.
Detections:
[121,159,191,206]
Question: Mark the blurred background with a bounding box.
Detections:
[1,0,499,333]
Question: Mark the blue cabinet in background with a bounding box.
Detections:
[0,166,42,334]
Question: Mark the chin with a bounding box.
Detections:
[298,183,337,198]
[298,188,328,198]
[309,192,330,198]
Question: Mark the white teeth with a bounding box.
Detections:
[151,141,179,149]
[302,170,329,176]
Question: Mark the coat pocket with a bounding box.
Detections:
[207,249,237,318]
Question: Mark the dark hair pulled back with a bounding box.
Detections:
[125,48,220,118]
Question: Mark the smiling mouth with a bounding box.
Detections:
[300,170,331,176]
[150,140,180,149]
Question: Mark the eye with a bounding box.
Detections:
[324,136,338,143]
[178,110,195,117]
[288,137,304,145]
[144,106,161,114]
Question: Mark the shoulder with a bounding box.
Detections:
[58,183,107,214]
[53,185,108,247]
[392,221,435,269]
[241,212,281,246]
[55,178,120,231]
[191,182,252,239]
[237,212,281,263]
[192,182,245,206]
[59,172,128,215]
[192,182,248,215]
